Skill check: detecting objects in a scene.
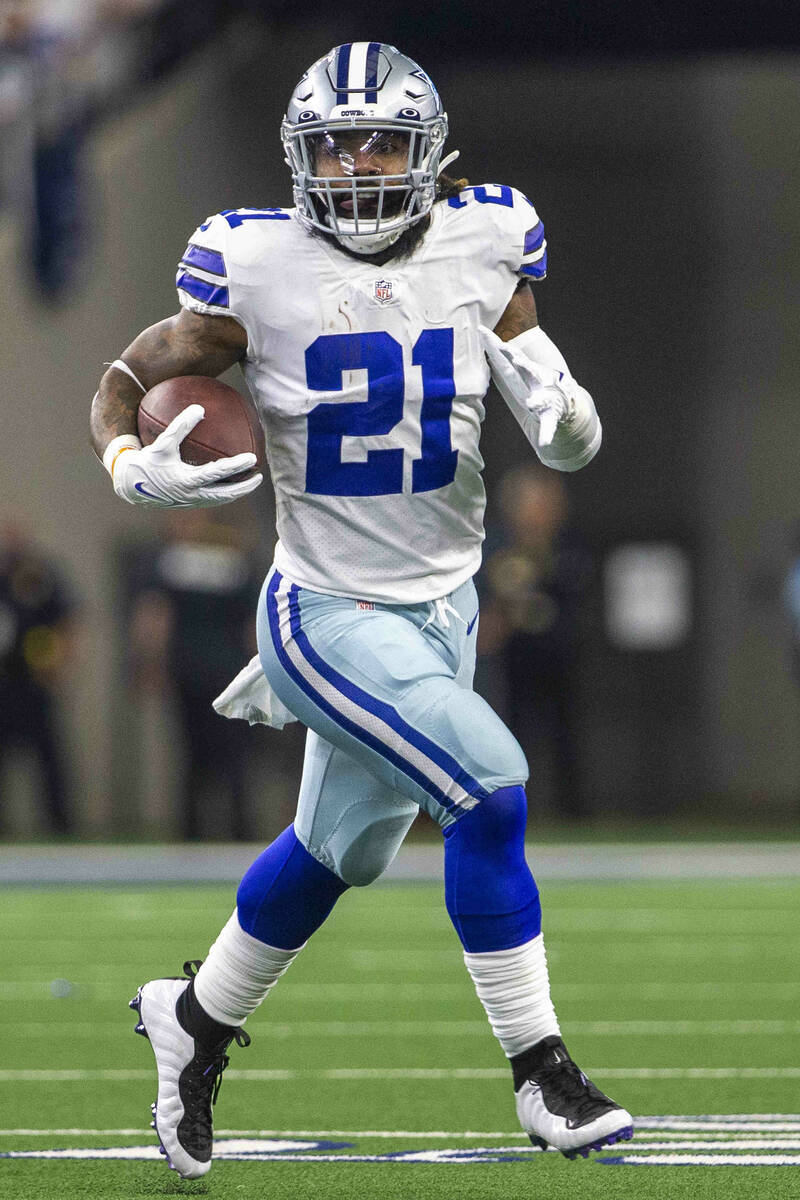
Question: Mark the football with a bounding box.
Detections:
[137,376,266,472]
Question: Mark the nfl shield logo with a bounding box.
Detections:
[374,278,393,304]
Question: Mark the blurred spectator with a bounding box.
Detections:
[782,527,800,683]
[0,0,232,298]
[126,508,265,840]
[479,464,594,820]
[0,514,80,834]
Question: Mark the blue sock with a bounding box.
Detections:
[237,824,350,949]
[443,785,541,953]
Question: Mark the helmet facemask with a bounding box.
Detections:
[283,115,448,253]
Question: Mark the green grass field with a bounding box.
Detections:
[2,876,799,1199]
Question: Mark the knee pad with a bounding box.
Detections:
[443,785,541,952]
[237,825,349,948]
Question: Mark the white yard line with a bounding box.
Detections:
[610,1154,800,1165]
[2,1067,799,1082]
[7,1018,800,1037]
[2,980,798,1000]
[2,1121,800,1138]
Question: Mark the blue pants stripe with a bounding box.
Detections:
[266,572,487,815]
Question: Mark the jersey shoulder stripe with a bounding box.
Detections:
[180,242,226,277]
[176,206,301,325]
[175,269,229,308]
[523,222,544,255]
[441,182,548,282]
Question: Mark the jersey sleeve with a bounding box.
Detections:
[175,213,236,319]
[447,183,547,284]
[504,186,547,282]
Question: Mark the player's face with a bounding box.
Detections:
[313,130,409,178]
[311,129,411,217]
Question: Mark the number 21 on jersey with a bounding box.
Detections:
[305,330,458,497]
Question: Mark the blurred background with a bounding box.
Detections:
[1,0,799,846]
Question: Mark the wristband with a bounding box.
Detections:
[102,434,142,477]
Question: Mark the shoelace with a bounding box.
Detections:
[534,1059,610,1122]
[196,1025,252,1105]
[181,959,251,1108]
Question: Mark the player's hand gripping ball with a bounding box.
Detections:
[138,376,266,475]
[111,376,266,508]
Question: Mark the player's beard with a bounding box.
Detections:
[312,207,430,265]
[309,174,464,265]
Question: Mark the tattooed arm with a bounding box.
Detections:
[89,309,248,458]
[492,279,538,343]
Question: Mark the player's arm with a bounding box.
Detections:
[90,310,259,508]
[90,308,246,457]
[483,279,601,473]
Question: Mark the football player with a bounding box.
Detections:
[90,42,632,1179]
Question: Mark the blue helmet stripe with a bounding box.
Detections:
[365,41,381,102]
[335,43,352,104]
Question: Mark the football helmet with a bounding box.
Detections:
[282,43,454,254]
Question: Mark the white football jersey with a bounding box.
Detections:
[176,184,547,603]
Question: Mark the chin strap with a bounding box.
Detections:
[335,228,405,254]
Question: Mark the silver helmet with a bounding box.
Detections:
[282,43,454,254]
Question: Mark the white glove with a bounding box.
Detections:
[478,325,578,447]
[111,404,263,508]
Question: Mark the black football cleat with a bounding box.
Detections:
[129,961,249,1179]
[513,1035,634,1158]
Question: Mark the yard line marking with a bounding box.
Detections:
[636,1115,800,1129]
[0,1128,531,1139]
[11,1018,800,1038]
[604,1154,800,1165]
[2,1126,800,1142]
[2,1067,800,1082]
[624,1140,800,1150]
[0,1129,149,1137]
[9,1018,800,1038]
[2,980,799,1000]
[593,1069,800,1079]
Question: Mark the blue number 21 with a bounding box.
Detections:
[305,330,457,497]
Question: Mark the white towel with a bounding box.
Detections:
[212,655,297,729]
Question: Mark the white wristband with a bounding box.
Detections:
[508,325,571,376]
[102,434,142,477]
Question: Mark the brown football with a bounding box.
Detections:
[137,376,266,473]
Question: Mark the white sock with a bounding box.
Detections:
[463,933,561,1057]
[193,910,303,1026]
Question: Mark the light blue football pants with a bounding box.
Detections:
[257,567,528,886]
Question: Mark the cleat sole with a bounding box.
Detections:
[562,1125,634,1161]
[527,1134,549,1151]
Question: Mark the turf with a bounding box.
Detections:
[1,876,799,1198]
